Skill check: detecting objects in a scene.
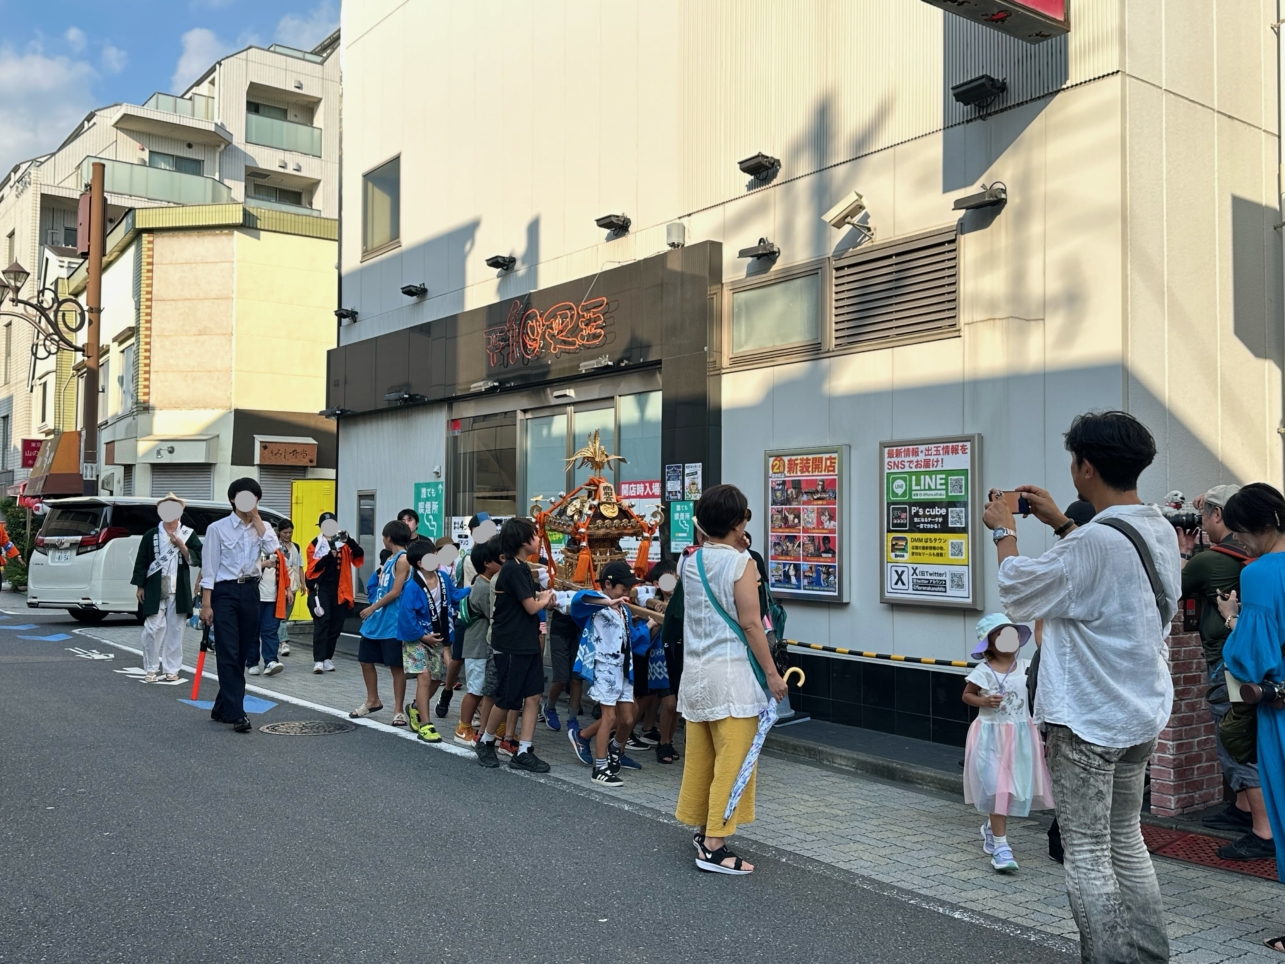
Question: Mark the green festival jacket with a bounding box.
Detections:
[131,528,203,617]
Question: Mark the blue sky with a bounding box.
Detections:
[0,0,338,177]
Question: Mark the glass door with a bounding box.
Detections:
[568,403,616,492]
[521,408,568,510]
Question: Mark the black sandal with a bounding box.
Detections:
[696,841,752,875]
[692,830,705,852]
[1265,937,1285,955]
[656,743,678,764]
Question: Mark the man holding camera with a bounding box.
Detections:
[983,411,1179,964]
[1178,485,1275,860]
[306,511,365,674]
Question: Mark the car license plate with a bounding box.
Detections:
[49,549,72,565]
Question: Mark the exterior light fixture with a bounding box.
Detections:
[334,307,359,321]
[0,259,88,356]
[384,390,428,404]
[485,255,516,271]
[595,213,631,234]
[738,152,780,180]
[951,74,1007,108]
[2,261,30,293]
[578,355,614,373]
[318,407,357,418]
[400,283,427,298]
[469,379,499,392]
[737,238,780,260]
[666,223,686,248]
[953,182,1008,211]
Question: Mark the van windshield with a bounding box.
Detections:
[40,504,105,538]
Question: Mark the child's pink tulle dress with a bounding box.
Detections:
[963,657,1054,816]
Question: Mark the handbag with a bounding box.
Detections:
[696,548,769,693]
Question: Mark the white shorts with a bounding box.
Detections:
[589,657,633,706]
[464,657,487,697]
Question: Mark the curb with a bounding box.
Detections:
[762,728,964,795]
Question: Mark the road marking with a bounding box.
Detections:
[4,624,39,630]
[18,633,72,641]
[66,647,114,660]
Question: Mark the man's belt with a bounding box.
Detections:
[215,575,257,584]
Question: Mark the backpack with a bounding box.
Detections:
[1208,542,1251,566]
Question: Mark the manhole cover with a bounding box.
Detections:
[259,720,356,736]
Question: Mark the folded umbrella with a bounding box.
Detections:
[724,667,805,822]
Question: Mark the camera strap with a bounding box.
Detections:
[1095,517,1168,615]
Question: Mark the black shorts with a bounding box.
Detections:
[664,641,683,695]
[358,636,401,668]
[632,650,650,698]
[450,634,464,662]
[493,651,544,711]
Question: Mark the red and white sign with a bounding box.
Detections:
[21,439,43,469]
[618,479,661,500]
[920,0,1068,44]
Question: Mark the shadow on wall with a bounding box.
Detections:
[496,215,539,301]
[940,16,1067,193]
[1232,195,1285,364]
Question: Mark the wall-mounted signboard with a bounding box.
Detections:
[765,446,847,603]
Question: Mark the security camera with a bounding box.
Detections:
[823,191,867,230]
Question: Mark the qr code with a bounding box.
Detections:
[948,539,965,559]
[948,476,965,496]
[948,507,965,527]
[950,571,966,591]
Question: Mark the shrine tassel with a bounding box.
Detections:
[632,537,651,578]
[573,547,593,585]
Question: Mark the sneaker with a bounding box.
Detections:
[247,663,263,676]
[435,691,452,719]
[566,716,581,740]
[544,703,561,732]
[406,703,421,731]
[1217,831,1276,861]
[510,750,551,773]
[625,734,650,752]
[454,723,479,747]
[591,766,623,788]
[497,738,519,758]
[618,754,642,771]
[569,729,593,766]
[279,641,290,656]
[475,740,500,768]
[991,844,1019,872]
[537,704,546,723]
[640,727,661,746]
[417,723,442,743]
[323,659,335,672]
[1203,805,1254,834]
[312,662,325,674]
[264,661,283,677]
[981,820,996,855]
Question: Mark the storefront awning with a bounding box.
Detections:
[26,431,83,498]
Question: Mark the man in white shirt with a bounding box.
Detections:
[983,411,1178,964]
[200,478,281,733]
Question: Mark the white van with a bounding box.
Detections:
[26,496,289,623]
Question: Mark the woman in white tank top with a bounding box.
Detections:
[675,484,787,875]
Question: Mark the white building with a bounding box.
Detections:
[330,1,1281,742]
[0,31,340,496]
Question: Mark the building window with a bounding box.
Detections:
[252,184,305,206]
[119,343,135,413]
[3,323,10,385]
[356,491,377,594]
[247,100,289,121]
[362,156,400,255]
[0,415,9,471]
[831,227,959,349]
[39,380,48,426]
[730,272,821,356]
[63,226,77,246]
[148,152,203,176]
[617,391,662,487]
[101,356,112,417]
[5,230,13,265]
[447,412,517,519]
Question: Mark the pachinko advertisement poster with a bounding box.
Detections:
[765,447,847,603]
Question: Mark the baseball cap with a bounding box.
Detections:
[468,512,491,529]
[317,511,337,525]
[972,613,1032,659]
[1202,484,1241,510]
[599,559,641,588]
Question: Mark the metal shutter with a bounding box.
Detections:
[832,227,958,348]
[258,465,306,516]
[150,463,213,501]
[122,464,134,496]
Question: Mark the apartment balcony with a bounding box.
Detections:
[245,196,323,217]
[82,157,233,206]
[245,114,322,157]
[112,96,231,147]
[144,92,215,120]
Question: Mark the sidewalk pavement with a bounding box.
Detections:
[68,613,1285,964]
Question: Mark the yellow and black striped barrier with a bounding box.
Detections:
[786,640,976,669]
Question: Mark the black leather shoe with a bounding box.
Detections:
[232,717,252,733]
[210,709,221,721]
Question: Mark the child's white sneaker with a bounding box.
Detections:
[981,820,996,855]
[991,843,1019,872]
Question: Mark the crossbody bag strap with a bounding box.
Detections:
[1094,517,1168,614]
[696,549,768,692]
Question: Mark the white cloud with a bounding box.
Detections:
[101,44,128,74]
[275,1,339,51]
[64,27,87,54]
[170,27,234,93]
[0,45,97,184]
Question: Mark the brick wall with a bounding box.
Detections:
[1150,618,1224,816]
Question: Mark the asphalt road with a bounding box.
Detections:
[0,608,1074,964]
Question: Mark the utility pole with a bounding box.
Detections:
[82,161,104,496]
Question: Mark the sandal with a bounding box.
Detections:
[164,674,179,682]
[1266,937,1285,955]
[391,712,409,727]
[695,841,753,875]
[656,743,679,764]
[144,672,158,683]
[692,831,705,852]
[348,703,384,718]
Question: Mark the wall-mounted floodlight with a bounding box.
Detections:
[595,213,631,234]
[400,283,427,298]
[737,238,780,260]
[334,307,359,321]
[953,182,1008,211]
[951,74,1007,108]
[578,355,614,373]
[470,379,499,392]
[318,407,357,418]
[485,255,516,271]
[738,152,780,180]
[384,391,428,404]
